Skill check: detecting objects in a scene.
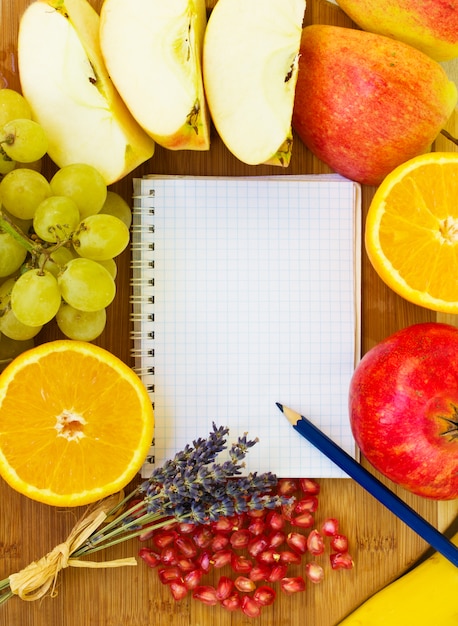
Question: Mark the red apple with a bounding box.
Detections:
[349,322,458,500]
[292,25,457,186]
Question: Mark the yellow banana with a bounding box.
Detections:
[337,531,458,626]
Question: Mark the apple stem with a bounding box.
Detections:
[440,129,458,147]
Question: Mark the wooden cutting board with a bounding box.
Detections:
[0,2,456,625]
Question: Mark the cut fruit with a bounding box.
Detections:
[365,152,458,312]
[18,0,155,184]
[202,0,305,166]
[100,0,210,150]
[0,340,154,506]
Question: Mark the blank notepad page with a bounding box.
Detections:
[132,176,360,478]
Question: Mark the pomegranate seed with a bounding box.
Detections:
[330,552,354,570]
[170,580,188,601]
[221,592,241,611]
[299,478,320,495]
[294,496,319,514]
[234,576,256,593]
[246,507,266,519]
[305,561,324,583]
[286,532,307,554]
[291,511,314,528]
[257,548,281,565]
[154,530,178,549]
[281,500,295,521]
[176,536,198,558]
[267,563,288,582]
[280,576,306,595]
[212,549,233,568]
[183,568,204,590]
[249,563,272,582]
[248,536,269,558]
[248,518,266,536]
[267,530,286,549]
[279,550,302,565]
[158,566,182,585]
[241,595,262,618]
[330,534,349,552]
[138,547,161,568]
[211,517,234,533]
[160,546,178,565]
[231,553,253,574]
[192,585,218,606]
[253,585,276,606]
[277,478,298,496]
[211,533,230,552]
[177,522,196,534]
[196,550,211,572]
[230,528,251,549]
[307,529,325,555]
[215,576,234,601]
[321,517,339,536]
[176,557,196,573]
[266,510,285,531]
[193,525,213,549]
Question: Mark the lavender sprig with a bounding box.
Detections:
[72,423,291,557]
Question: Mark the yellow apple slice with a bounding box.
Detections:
[100,0,210,151]
[203,0,306,166]
[18,0,155,184]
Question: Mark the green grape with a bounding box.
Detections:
[0,278,42,341]
[0,147,16,175]
[96,258,117,280]
[0,118,48,163]
[56,302,106,341]
[0,89,32,128]
[100,190,132,228]
[72,214,129,261]
[57,257,115,312]
[50,163,107,219]
[0,332,35,372]
[33,196,80,243]
[11,269,61,327]
[38,246,76,277]
[0,230,28,277]
[0,168,51,219]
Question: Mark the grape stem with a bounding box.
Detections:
[0,210,36,253]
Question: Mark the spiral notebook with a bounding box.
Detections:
[132,175,361,478]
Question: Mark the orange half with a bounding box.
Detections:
[0,340,154,506]
[365,152,458,313]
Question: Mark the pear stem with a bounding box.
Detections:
[440,128,458,147]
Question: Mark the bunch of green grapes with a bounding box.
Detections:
[0,89,133,361]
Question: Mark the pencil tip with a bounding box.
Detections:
[276,402,284,412]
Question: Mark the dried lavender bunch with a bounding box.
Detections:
[0,424,289,606]
[72,423,289,557]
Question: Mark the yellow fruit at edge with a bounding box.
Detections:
[337,531,458,626]
[0,340,154,507]
[365,152,458,313]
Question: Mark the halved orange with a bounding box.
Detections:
[365,152,458,313]
[0,340,154,507]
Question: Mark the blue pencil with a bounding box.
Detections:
[276,402,458,568]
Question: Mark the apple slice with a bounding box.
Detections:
[18,0,155,185]
[99,0,210,151]
[203,0,306,166]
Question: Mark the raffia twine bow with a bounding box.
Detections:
[8,494,137,602]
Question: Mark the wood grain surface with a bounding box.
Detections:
[1,1,457,625]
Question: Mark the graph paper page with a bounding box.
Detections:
[133,176,360,478]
